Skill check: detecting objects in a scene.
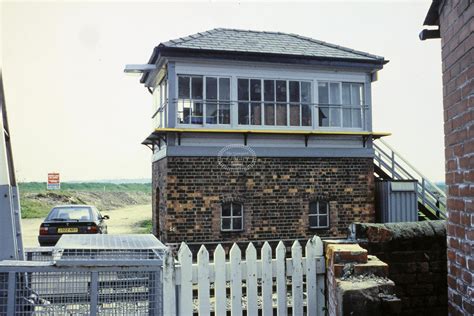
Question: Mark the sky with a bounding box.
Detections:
[1,0,445,182]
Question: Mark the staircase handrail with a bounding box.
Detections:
[374,139,446,198]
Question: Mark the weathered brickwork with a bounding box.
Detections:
[325,242,401,316]
[152,156,375,244]
[353,221,447,316]
[437,1,474,315]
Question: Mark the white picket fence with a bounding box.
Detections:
[163,236,325,315]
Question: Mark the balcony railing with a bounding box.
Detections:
[162,99,369,130]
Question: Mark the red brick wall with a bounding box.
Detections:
[152,156,375,244]
[438,1,474,315]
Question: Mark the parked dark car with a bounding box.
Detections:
[38,205,109,246]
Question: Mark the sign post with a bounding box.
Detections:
[47,173,61,190]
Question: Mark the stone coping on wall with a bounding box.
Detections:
[350,220,446,243]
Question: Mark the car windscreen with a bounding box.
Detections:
[47,207,93,221]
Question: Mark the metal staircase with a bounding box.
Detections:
[373,139,447,220]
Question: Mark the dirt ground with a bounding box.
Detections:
[21,204,152,247]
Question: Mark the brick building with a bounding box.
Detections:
[127,29,391,244]
[421,1,473,315]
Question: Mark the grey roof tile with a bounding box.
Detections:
[159,28,384,63]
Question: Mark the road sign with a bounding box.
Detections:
[47,173,60,190]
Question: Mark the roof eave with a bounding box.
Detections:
[159,46,387,68]
[423,0,442,26]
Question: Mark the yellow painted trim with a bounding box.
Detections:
[152,127,391,137]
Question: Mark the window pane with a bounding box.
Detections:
[319,108,329,127]
[222,203,231,217]
[250,79,261,101]
[238,102,249,125]
[290,104,300,126]
[276,80,287,102]
[238,79,249,100]
[309,216,318,228]
[219,102,231,124]
[264,103,275,125]
[302,104,312,126]
[301,82,311,103]
[352,108,362,128]
[343,108,352,127]
[192,77,203,99]
[351,83,363,105]
[251,103,262,125]
[319,216,328,227]
[342,83,351,105]
[192,101,203,124]
[330,107,341,127]
[232,204,242,216]
[309,202,318,215]
[329,83,340,104]
[264,80,275,101]
[179,100,191,124]
[219,78,230,100]
[206,103,217,124]
[206,77,217,100]
[178,76,190,99]
[289,81,300,102]
[319,201,328,214]
[233,218,242,230]
[276,103,287,126]
[318,82,329,104]
[222,218,231,230]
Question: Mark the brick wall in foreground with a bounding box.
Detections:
[438,1,474,315]
[353,221,447,316]
[152,156,375,244]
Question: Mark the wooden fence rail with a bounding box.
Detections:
[163,236,325,316]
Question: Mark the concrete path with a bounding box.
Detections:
[21,204,152,247]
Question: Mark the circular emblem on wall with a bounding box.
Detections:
[218,144,257,172]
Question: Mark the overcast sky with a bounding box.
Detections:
[1,0,444,182]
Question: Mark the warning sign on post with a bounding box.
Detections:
[47,173,60,190]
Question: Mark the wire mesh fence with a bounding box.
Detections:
[0,264,163,315]
[3,235,166,315]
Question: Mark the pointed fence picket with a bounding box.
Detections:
[163,236,325,316]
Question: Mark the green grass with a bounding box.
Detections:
[21,199,51,219]
[137,219,153,234]
[19,182,151,193]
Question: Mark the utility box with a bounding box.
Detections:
[375,180,418,223]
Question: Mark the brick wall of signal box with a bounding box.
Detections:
[152,156,375,244]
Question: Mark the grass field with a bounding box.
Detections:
[19,182,151,193]
[19,182,151,219]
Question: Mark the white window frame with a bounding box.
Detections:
[309,201,329,229]
[316,81,365,130]
[177,74,232,127]
[221,202,244,232]
[236,77,313,128]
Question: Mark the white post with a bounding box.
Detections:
[177,243,193,316]
[261,242,273,316]
[214,244,227,316]
[246,243,258,314]
[230,243,242,315]
[291,241,303,316]
[276,241,288,316]
[163,249,177,316]
[197,245,211,315]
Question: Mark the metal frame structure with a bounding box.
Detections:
[0,71,24,261]
[1,235,167,315]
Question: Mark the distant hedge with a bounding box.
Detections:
[19,182,151,193]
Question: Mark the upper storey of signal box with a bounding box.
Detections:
[128,28,388,147]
